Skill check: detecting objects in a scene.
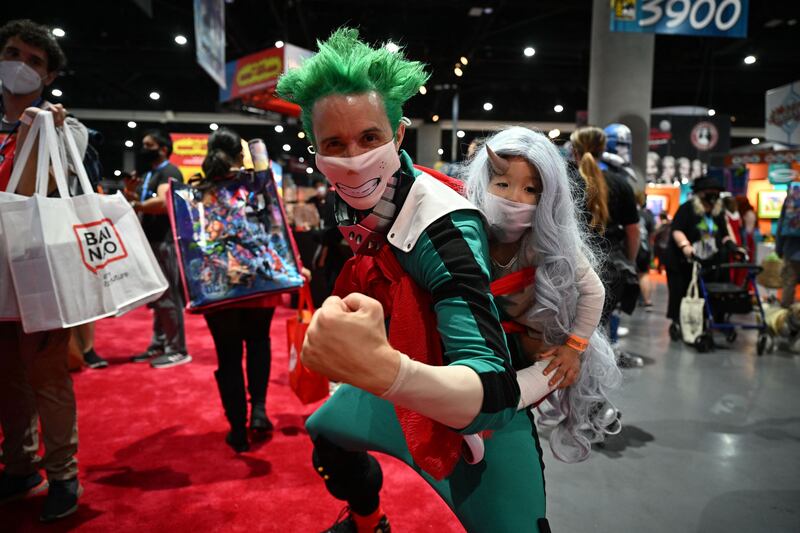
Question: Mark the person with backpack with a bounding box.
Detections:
[776,183,800,308]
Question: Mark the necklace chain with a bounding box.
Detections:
[491,253,518,270]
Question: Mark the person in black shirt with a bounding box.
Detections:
[664,177,737,339]
[570,126,641,367]
[129,129,191,369]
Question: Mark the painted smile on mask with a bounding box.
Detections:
[335,177,381,199]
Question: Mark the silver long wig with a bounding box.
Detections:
[462,126,623,463]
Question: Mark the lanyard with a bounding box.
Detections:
[140,160,169,202]
[0,97,44,163]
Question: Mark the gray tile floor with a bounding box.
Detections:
[541,282,800,533]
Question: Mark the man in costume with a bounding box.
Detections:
[277,29,550,533]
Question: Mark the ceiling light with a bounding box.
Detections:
[553,104,564,113]
[385,41,400,53]
[548,128,561,139]
[483,7,493,14]
[431,114,440,122]
[297,131,306,139]
[305,167,313,174]
[437,148,444,155]
[456,130,466,138]
[51,88,62,97]
[114,170,122,177]
[788,19,798,26]
[274,124,284,133]
[751,137,760,145]
[483,102,493,111]
[275,40,285,48]
[52,28,65,38]
[707,109,716,116]
[419,85,427,95]
[460,56,469,65]
[299,157,305,163]
[209,123,219,131]
[454,66,463,77]
[174,35,188,45]
[282,144,291,151]
[149,91,161,100]
[744,55,756,65]
[468,7,483,17]
[124,140,134,148]
[127,121,137,128]
[524,47,535,57]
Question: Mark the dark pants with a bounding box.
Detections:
[204,307,275,430]
[666,264,692,322]
[148,240,187,354]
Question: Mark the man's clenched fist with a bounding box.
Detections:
[302,293,401,396]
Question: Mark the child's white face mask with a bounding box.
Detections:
[483,192,536,243]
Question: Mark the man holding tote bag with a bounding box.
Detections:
[0,19,85,522]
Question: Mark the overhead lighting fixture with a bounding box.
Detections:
[209,123,219,131]
[468,7,483,17]
[456,130,466,138]
[52,28,65,38]
[483,7,493,14]
[524,46,535,57]
[282,144,291,151]
[275,40,285,48]
[548,128,561,139]
[124,140,134,148]
[460,56,469,65]
[437,148,444,155]
[707,109,716,117]
[297,131,306,139]
[454,66,464,77]
[751,137,760,145]
[553,104,564,113]
[385,41,400,53]
[114,170,122,177]
[305,167,314,174]
[419,85,427,95]
[299,157,305,163]
[274,124,284,133]
[788,19,798,26]
[744,55,756,65]
[483,102,493,111]
[149,91,161,101]
[431,114,440,122]
[127,121,137,128]
[51,88,62,97]
[174,35,188,45]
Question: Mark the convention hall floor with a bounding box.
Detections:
[543,282,800,533]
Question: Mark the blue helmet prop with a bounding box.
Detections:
[604,123,632,156]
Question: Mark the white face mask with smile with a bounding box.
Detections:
[482,192,537,243]
[315,140,401,211]
[0,61,43,95]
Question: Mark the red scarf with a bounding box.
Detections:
[334,246,464,480]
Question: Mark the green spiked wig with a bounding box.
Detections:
[276,27,430,144]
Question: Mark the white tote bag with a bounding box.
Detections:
[0,111,168,332]
[680,262,706,344]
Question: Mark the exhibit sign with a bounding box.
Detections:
[610,0,748,38]
[766,81,800,146]
[170,133,209,180]
[219,44,314,103]
[193,0,226,88]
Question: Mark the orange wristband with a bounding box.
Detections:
[565,334,589,352]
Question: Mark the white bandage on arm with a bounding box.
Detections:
[572,251,605,341]
[516,358,557,410]
[380,353,484,430]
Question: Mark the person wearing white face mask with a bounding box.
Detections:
[0,19,89,523]
[278,28,553,532]
[464,127,621,463]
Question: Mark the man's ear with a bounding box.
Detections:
[42,71,57,86]
[395,122,406,149]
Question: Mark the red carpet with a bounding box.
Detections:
[1,300,464,532]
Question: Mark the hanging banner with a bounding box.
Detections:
[610,0,749,38]
[647,114,731,184]
[766,81,800,146]
[194,0,226,88]
[170,133,208,180]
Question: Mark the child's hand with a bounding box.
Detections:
[543,345,581,388]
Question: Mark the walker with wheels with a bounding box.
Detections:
[672,255,772,355]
